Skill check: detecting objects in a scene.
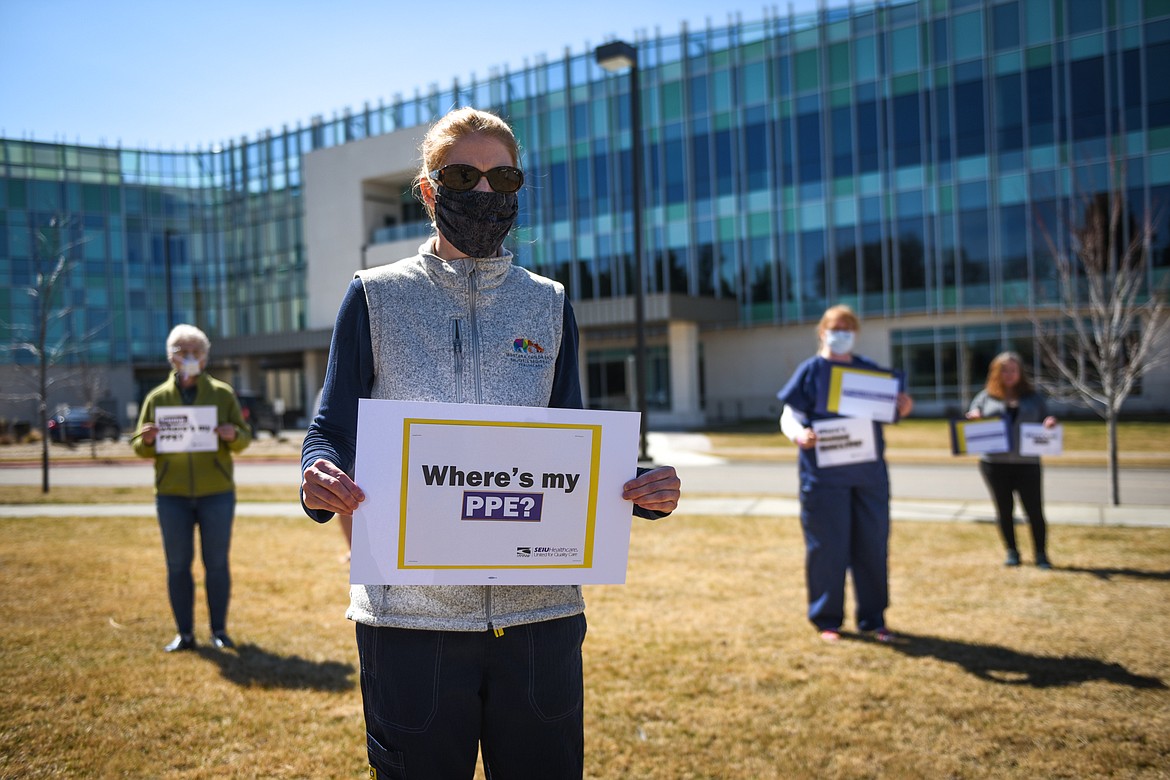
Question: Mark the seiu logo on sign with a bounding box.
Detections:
[462,491,544,522]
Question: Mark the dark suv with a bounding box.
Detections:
[47,407,122,442]
[236,393,281,436]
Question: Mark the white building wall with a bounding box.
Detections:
[303,126,427,331]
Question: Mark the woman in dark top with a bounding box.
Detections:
[966,351,1058,569]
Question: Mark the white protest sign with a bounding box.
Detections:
[350,400,640,586]
[155,406,218,453]
[950,418,1010,455]
[829,366,900,423]
[812,416,878,467]
[1019,423,1063,457]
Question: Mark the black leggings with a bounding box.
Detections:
[978,461,1047,559]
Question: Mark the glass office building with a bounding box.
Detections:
[3,0,1169,426]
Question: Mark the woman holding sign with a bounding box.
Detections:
[133,324,251,652]
[300,107,680,779]
[776,305,913,644]
[966,351,1058,569]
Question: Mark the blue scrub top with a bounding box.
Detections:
[776,354,894,488]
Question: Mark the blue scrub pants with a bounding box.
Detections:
[799,480,890,632]
[357,613,586,779]
[156,491,235,636]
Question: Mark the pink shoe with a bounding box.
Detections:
[819,628,841,643]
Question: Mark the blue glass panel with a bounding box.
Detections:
[993,2,1021,50]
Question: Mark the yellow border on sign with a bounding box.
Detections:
[398,418,603,570]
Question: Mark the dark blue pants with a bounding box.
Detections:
[799,480,890,632]
[155,491,235,635]
[357,614,586,780]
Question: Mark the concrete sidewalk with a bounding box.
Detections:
[1,495,1165,528]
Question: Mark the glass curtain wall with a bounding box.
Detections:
[3,0,1169,390]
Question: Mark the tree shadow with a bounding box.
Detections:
[197,642,355,691]
[881,632,1166,689]
[1056,565,1170,582]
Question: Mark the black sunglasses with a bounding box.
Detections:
[429,164,524,193]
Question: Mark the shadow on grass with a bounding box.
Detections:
[1057,565,1170,582]
[883,632,1167,689]
[197,643,355,691]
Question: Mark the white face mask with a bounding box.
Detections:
[824,330,855,356]
[179,357,202,380]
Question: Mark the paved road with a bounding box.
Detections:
[2,457,1166,507]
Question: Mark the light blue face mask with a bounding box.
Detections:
[824,329,855,356]
[179,357,202,380]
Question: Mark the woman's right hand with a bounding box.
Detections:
[302,458,366,515]
[139,423,158,446]
[796,427,817,450]
[965,410,982,420]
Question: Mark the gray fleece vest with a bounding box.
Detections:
[347,246,585,631]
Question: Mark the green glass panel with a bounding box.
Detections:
[667,203,687,221]
[711,51,731,68]
[718,216,736,240]
[82,183,103,212]
[1025,44,1052,67]
[749,212,771,237]
[1150,129,1170,153]
[998,173,1028,204]
[854,36,877,81]
[795,28,818,49]
[995,51,1022,74]
[934,64,950,85]
[953,11,984,60]
[795,50,819,92]
[743,62,767,104]
[1070,33,1105,59]
[741,41,766,61]
[1145,0,1170,18]
[833,198,857,226]
[829,43,851,85]
[833,177,855,196]
[712,70,732,112]
[747,191,772,211]
[831,87,852,107]
[662,81,683,121]
[892,26,920,73]
[828,19,851,42]
[893,73,919,95]
[799,202,825,230]
[939,185,954,213]
[1150,151,1170,184]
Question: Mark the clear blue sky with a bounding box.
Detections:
[0,0,840,150]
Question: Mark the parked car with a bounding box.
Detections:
[236,393,281,436]
[47,407,122,443]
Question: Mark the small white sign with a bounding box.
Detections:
[812,416,878,468]
[155,406,218,453]
[832,367,900,423]
[950,418,1010,455]
[1019,423,1063,457]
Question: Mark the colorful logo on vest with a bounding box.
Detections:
[513,338,544,353]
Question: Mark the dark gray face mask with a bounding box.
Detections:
[434,186,518,258]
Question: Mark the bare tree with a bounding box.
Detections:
[1033,177,1168,506]
[0,216,82,492]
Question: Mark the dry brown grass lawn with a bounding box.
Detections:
[2,512,1168,779]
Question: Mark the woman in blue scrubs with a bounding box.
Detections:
[776,305,913,643]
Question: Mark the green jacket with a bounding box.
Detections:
[133,371,251,496]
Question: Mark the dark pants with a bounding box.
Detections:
[978,461,1048,560]
[155,491,235,635]
[357,614,586,780]
[799,480,890,632]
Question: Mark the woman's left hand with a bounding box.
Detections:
[896,392,914,418]
[623,466,681,513]
[215,423,237,442]
[1043,416,1058,428]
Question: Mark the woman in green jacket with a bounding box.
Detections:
[133,324,251,651]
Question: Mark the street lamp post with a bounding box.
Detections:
[595,40,649,463]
